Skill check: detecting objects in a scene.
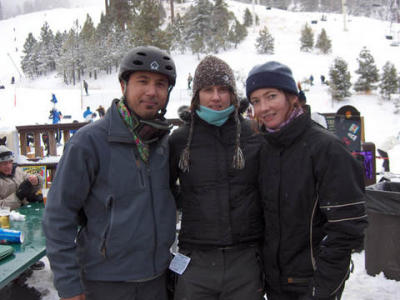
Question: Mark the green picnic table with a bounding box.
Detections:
[0,203,46,289]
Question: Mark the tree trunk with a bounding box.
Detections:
[170,0,174,24]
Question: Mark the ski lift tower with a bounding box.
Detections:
[386,0,400,43]
[342,0,348,31]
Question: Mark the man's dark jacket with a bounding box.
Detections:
[169,114,264,250]
[260,113,368,298]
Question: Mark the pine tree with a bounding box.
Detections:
[300,23,313,52]
[130,0,170,50]
[80,14,96,77]
[380,61,399,100]
[183,0,213,55]
[315,28,331,54]
[37,22,56,75]
[243,8,252,27]
[208,0,234,53]
[57,20,83,85]
[167,13,186,53]
[228,20,247,49]
[329,57,352,100]
[354,47,379,93]
[302,0,319,11]
[107,0,134,30]
[21,33,39,78]
[90,13,112,80]
[53,30,66,60]
[255,26,274,54]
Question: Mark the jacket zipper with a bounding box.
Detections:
[330,266,350,297]
[146,162,157,274]
[309,192,348,298]
[310,193,318,271]
[100,195,113,258]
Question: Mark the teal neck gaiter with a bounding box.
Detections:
[196,105,235,127]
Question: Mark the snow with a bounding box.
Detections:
[1,0,400,298]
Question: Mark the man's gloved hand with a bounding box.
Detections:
[16,179,33,200]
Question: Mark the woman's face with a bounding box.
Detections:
[250,88,296,129]
[199,85,231,111]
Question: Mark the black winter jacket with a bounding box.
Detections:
[169,114,264,250]
[260,113,368,298]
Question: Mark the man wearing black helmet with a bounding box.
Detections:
[43,46,178,300]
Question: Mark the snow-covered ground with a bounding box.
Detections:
[1,0,400,299]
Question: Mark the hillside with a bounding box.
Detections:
[1,0,399,172]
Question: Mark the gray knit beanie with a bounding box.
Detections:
[179,56,244,172]
[246,61,299,99]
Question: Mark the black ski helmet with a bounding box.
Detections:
[118,46,176,87]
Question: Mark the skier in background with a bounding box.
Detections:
[187,72,193,89]
[83,106,93,122]
[83,80,89,96]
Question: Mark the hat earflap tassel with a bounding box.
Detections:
[233,146,245,170]
[179,147,190,173]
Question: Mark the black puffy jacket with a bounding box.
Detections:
[169,114,264,250]
[260,113,368,298]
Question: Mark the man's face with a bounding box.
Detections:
[0,160,13,176]
[199,85,231,111]
[120,71,169,120]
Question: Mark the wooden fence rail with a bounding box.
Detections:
[15,119,182,159]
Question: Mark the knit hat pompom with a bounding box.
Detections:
[192,56,237,98]
[246,61,298,99]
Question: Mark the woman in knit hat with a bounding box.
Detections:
[169,56,265,300]
[246,61,368,300]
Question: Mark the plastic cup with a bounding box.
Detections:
[0,208,11,229]
[42,188,49,205]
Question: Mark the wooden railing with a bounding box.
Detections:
[16,122,89,158]
[15,119,183,159]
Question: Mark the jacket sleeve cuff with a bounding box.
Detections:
[57,282,84,299]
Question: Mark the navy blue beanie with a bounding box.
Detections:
[246,61,298,99]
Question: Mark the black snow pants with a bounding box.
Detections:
[174,245,265,300]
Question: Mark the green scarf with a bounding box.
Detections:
[117,100,150,163]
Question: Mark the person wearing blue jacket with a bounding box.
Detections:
[83,106,93,121]
[43,46,178,300]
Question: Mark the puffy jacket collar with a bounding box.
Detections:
[263,113,311,148]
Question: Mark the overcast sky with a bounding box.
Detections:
[1,0,102,17]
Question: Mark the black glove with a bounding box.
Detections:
[239,98,250,114]
[177,105,191,123]
[16,179,34,200]
[27,192,43,203]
